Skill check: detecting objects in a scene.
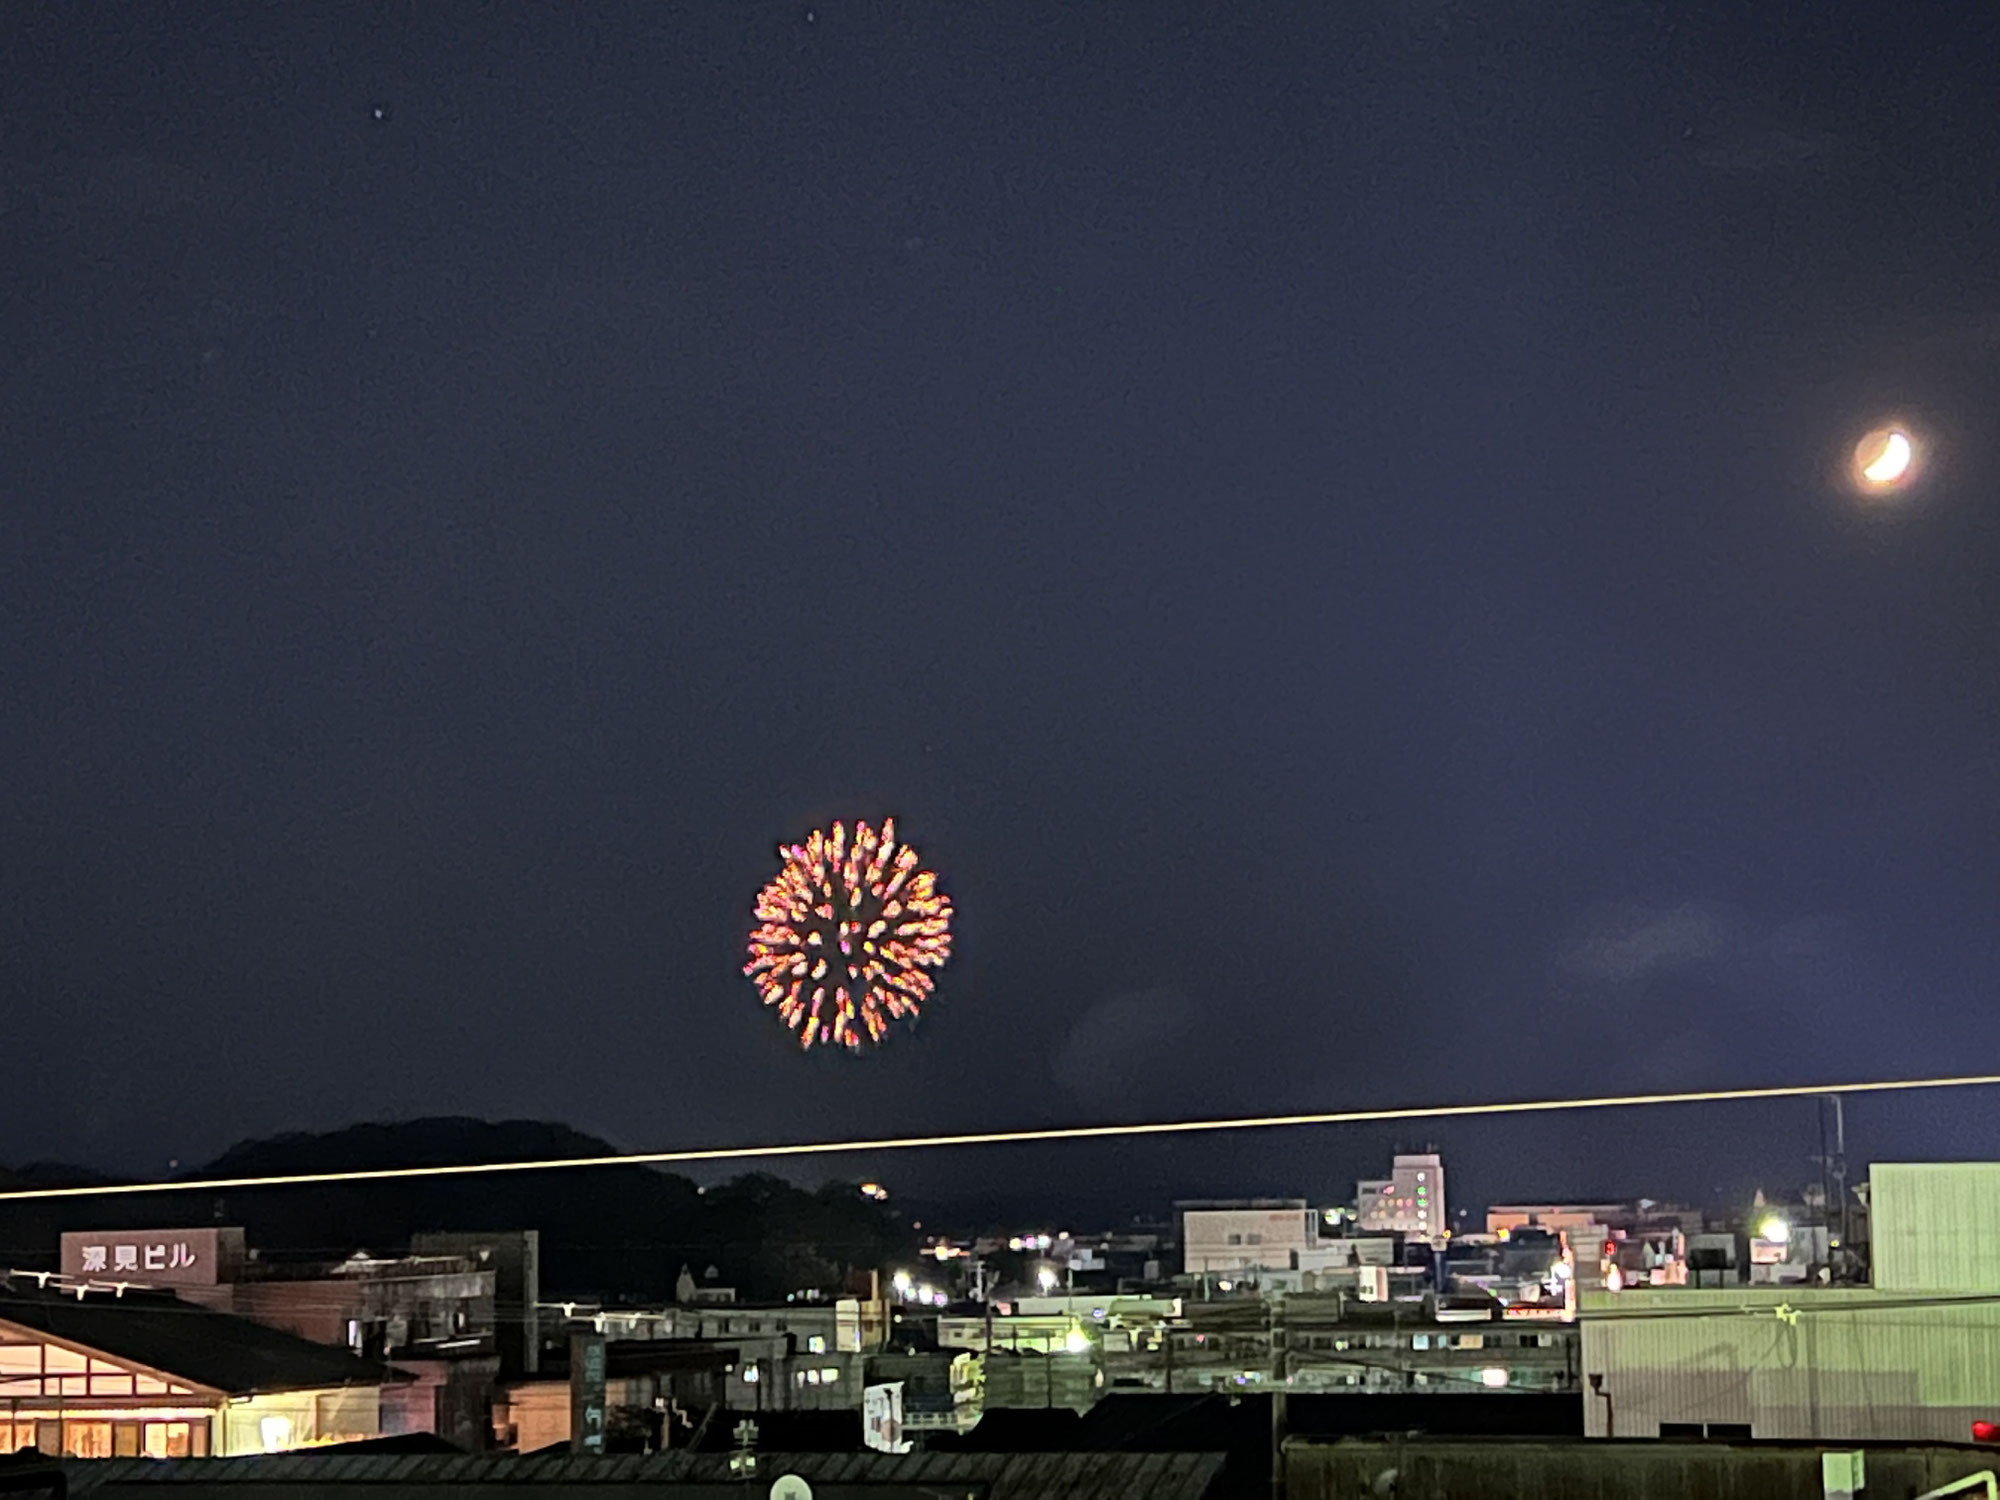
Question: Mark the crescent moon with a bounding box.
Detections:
[1862,431,1912,484]
[1857,428,1914,488]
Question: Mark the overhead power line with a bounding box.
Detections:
[3,1071,1998,1204]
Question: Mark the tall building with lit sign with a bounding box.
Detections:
[1357,1153,1445,1242]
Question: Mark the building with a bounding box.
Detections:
[1357,1154,1444,1241]
[1581,1161,2000,1442]
[55,1227,530,1451]
[1869,1162,2000,1292]
[1178,1200,1350,1277]
[940,1294,1181,1360]
[1285,1434,2000,1500]
[1478,1203,1696,1295]
[977,1351,1101,1413]
[490,1340,739,1452]
[1485,1203,1703,1239]
[547,1295,886,1363]
[1581,1283,2000,1441]
[58,1228,519,1366]
[945,1287,1578,1399]
[1162,1294,1578,1396]
[500,1295,890,1440]
[0,1280,392,1458]
[409,1232,540,1376]
[864,1351,981,1437]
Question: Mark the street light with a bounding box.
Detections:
[1036,1266,1058,1294]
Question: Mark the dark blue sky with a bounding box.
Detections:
[4,2,1998,1215]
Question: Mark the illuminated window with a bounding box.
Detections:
[64,1421,114,1459]
[258,1416,294,1454]
[143,1422,196,1459]
[91,1359,135,1396]
[820,1367,840,1383]
[806,1336,826,1354]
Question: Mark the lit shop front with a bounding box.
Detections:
[0,1282,389,1458]
[0,1336,215,1458]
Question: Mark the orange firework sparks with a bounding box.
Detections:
[744,818,954,1051]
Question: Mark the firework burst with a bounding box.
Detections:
[744,818,954,1051]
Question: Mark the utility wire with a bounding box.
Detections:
[4,1071,1999,1204]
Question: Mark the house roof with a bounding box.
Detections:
[0,1283,395,1396]
[63,1450,1227,1500]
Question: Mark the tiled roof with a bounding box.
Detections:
[66,1449,1227,1500]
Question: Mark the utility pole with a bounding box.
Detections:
[1829,1095,1850,1279]
[1268,1295,1288,1500]
[1814,1095,1851,1281]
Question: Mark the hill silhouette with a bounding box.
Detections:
[0,1118,899,1301]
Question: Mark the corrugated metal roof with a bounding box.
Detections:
[66,1449,1226,1500]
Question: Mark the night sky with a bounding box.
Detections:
[5,3,1999,1219]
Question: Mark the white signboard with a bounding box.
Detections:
[60,1227,242,1287]
[863,1381,911,1454]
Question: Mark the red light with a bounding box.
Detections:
[1972,1420,1999,1444]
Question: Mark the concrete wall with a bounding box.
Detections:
[1285,1437,2000,1500]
